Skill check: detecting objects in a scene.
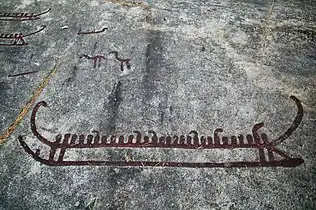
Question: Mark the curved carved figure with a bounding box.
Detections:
[77,27,108,35]
[18,96,304,168]
[270,96,303,146]
[80,54,106,68]
[109,51,131,71]
[0,8,51,21]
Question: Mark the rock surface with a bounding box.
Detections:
[0,0,315,209]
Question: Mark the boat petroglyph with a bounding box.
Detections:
[0,8,51,21]
[19,96,304,168]
[0,25,46,46]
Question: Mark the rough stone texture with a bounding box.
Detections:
[0,0,315,209]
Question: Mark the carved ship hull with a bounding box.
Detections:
[0,8,51,21]
[19,96,304,168]
[0,26,45,46]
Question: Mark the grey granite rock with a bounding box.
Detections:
[0,0,315,209]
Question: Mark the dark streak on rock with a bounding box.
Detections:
[29,53,34,63]
[93,42,98,50]
[63,66,78,86]
[0,81,10,103]
[143,30,164,102]
[107,81,123,134]
[158,102,164,125]
[169,106,173,113]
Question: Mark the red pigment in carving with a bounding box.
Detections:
[0,25,46,46]
[0,8,51,21]
[109,51,131,71]
[80,54,106,68]
[19,96,304,168]
[77,27,108,35]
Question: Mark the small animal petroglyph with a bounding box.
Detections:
[8,70,38,77]
[109,51,131,71]
[79,51,131,71]
[79,54,107,68]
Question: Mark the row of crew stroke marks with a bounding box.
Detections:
[0,25,46,46]
[80,51,131,70]
[0,8,51,21]
[19,96,304,168]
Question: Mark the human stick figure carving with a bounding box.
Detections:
[0,25,46,46]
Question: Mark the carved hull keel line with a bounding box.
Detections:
[19,96,304,168]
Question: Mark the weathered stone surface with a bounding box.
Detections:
[0,0,315,209]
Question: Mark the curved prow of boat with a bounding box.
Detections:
[24,25,46,37]
[34,8,51,17]
[18,135,53,166]
[31,101,55,147]
[271,96,304,146]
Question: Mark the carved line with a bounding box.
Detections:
[105,0,146,8]
[23,25,46,37]
[270,95,304,146]
[8,70,38,77]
